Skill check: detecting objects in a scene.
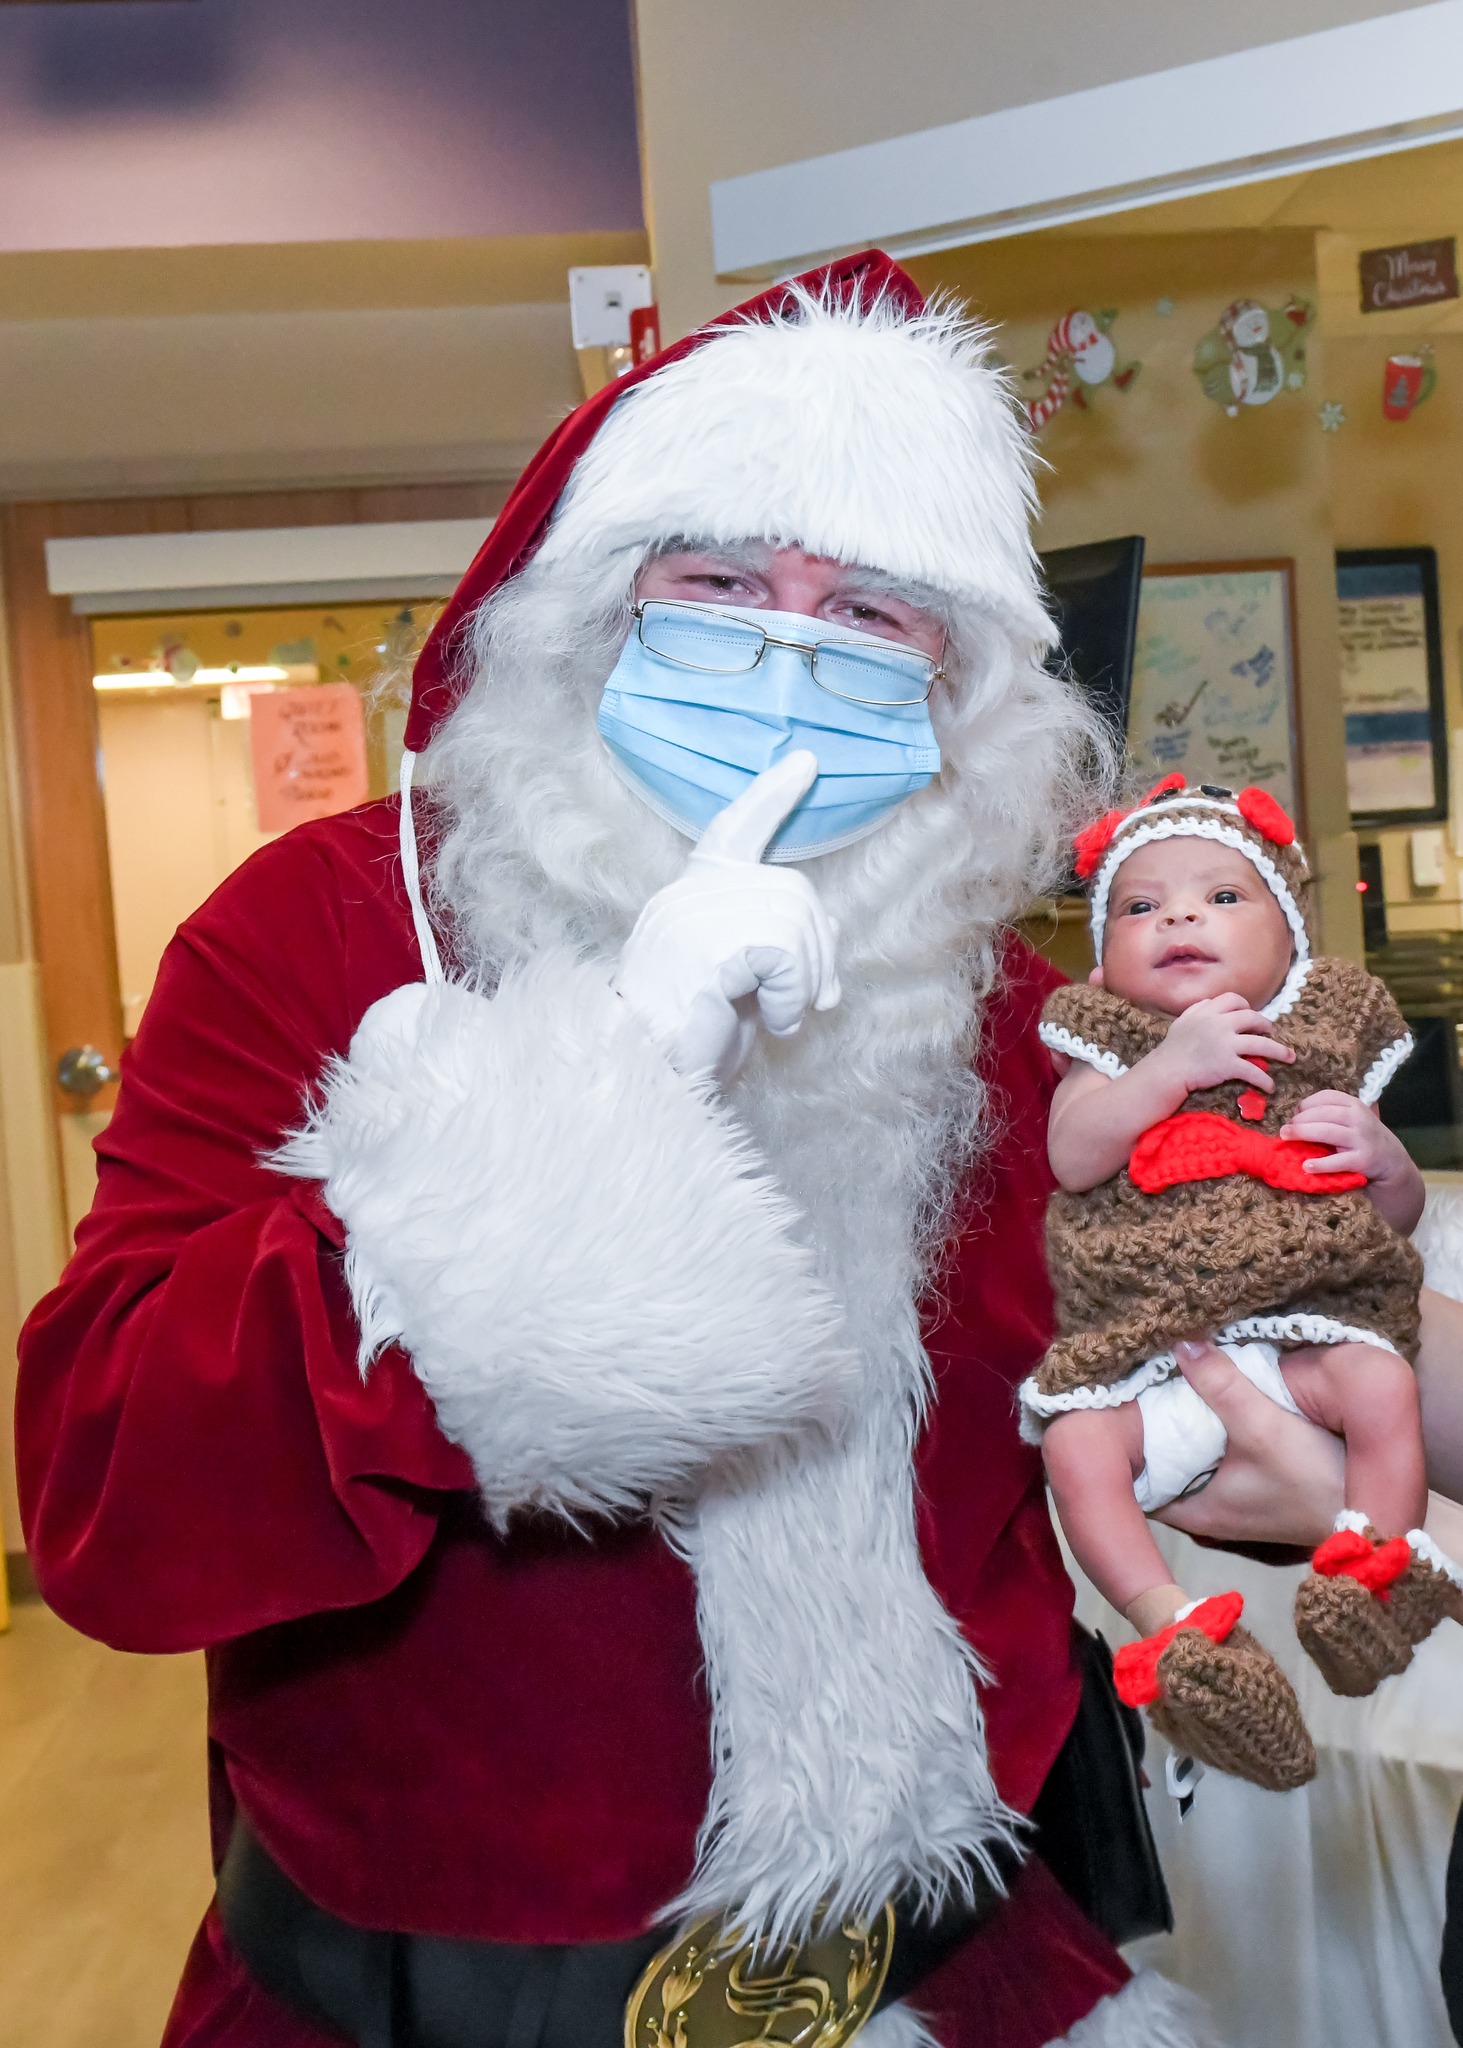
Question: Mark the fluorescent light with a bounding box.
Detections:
[220,681,278,721]
[93,664,292,690]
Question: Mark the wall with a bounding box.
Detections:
[633,0,1423,339]
[1327,331,1463,930]
[0,555,66,1559]
[0,0,641,250]
[0,299,580,500]
[907,226,1362,959]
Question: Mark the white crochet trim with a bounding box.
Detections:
[1019,1350,1178,1432]
[1407,1527,1463,1588]
[1020,1313,1398,1430]
[1358,1031,1414,1106]
[1221,1312,1398,1354]
[1261,952,1311,1021]
[1334,1508,1371,1536]
[1037,1020,1128,1079]
[1089,809,1310,971]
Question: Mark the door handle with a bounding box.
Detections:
[57,1045,117,1098]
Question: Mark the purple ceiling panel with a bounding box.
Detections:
[0,0,643,252]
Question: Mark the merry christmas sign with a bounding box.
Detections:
[1359,239,1458,314]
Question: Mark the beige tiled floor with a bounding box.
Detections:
[0,1597,212,2047]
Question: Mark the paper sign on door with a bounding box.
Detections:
[249,684,369,833]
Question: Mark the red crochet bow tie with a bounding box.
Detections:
[1129,1111,1367,1196]
[1312,1527,1411,1599]
[1113,1590,1244,1708]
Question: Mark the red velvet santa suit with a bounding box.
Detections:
[17,255,1178,2047]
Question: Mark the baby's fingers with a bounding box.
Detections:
[1234,1032,1295,1063]
[1301,1147,1369,1175]
[1233,1056,1277,1090]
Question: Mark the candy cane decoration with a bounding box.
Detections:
[1024,366,1070,431]
[1022,310,1086,432]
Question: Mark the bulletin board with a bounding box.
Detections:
[1126,562,1300,822]
[1335,546,1447,828]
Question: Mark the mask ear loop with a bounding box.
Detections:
[398,749,445,985]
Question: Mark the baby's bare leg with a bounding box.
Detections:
[1043,1405,1188,1634]
[1280,1341,1427,1536]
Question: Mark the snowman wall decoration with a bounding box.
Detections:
[1193,296,1314,415]
[1020,308,1139,431]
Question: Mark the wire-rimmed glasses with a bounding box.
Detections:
[632,599,942,708]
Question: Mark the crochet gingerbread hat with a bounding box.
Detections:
[1075,773,1313,999]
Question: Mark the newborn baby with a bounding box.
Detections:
[1029,776,1461,1790]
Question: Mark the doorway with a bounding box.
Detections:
[0,482,504,1239]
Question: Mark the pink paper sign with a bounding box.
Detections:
[249,684,369,833]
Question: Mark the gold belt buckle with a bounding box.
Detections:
[624,1902,895,2048]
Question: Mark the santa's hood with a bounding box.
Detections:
[407,250,1052,753]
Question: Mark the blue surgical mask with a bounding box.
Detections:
[597,600,942,861]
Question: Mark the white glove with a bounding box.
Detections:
[615,751,840,1087]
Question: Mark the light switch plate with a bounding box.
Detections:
[1411,826,1448,889]
[568,266,654,350]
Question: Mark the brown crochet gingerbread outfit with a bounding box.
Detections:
[1033,956,1423,1402]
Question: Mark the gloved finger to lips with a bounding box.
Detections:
[696,750,820,865]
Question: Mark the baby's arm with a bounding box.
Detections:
[1049,992,1293,1190]
[1043,1406,1189,1635]
[1281,1091,1424,1234]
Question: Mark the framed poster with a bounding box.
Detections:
[1335,546,1447,827]
[1126,561,1300,821]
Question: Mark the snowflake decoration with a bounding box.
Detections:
[1155,296,1175,318]
[1317,400,1346,433]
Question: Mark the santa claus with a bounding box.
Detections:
[17,254,1208,2046]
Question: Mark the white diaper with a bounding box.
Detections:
[1133,1339,1304,1513]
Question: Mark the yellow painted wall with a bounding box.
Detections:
[0,559,67,1564]
[1325,331,1463,933]
[632,0,1422,339]
[909,227,1362,959]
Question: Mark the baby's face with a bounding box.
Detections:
[1095,837,1294,1016]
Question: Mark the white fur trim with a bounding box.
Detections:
[533,289,1053,641]
[1408,1526,1463,1587]
[1021,1313,1397,1433]
[863,2005,942,2048]
[1043,1970,1223,2047]
[1358,1031,1414,1106]
[277,956,1015,1948]
[1411,1184,1463,1303]
[273,959,853,1527]
[1088,810,1309,976]
[1038,1020,1128,1079]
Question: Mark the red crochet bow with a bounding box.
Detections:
[1072,778,1298,882]
[1113,1590,1244,1708]
[1312,1527,1411,1599]
[1129,1111,1367,1196]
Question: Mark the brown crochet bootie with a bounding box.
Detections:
[1384,1530,1463,1647]
[1294,1513,1416,1697]
[1115,1591,1316,1793]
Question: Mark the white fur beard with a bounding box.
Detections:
[663,1334,1016,1948]
[400,569,1092,1938]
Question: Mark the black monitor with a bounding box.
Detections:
[1038,535,1146,748]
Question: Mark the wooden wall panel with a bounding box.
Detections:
[0,479,509,1120]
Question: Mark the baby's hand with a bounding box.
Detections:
[1156,991,1295,1095]
[1283,1090,1410,1182]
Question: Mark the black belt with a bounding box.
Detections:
[217,1820,1016,2048]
